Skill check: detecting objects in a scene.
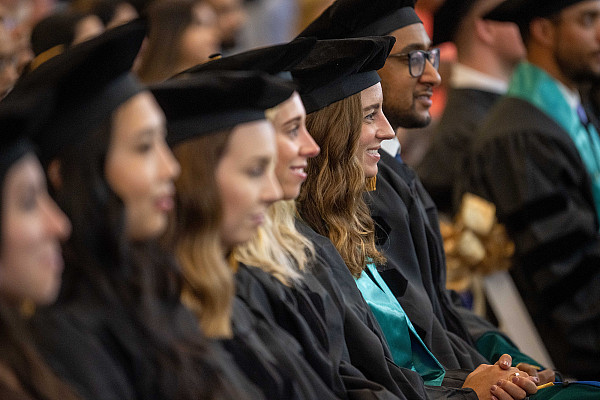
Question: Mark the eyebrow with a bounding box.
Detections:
[394,42,430,55]
[282,116,301,127]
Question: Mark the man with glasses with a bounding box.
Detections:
[298,0,557,389]
[457,0,600,380]
[417,0,525,215]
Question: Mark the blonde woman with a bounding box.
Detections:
[154,70,345,400]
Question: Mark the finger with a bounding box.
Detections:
[516,363,540,383]
[511,375,538,395]
[496,354,512,370]
[491,383,516,400]
[496,379,527,400]
[538,369,555,385]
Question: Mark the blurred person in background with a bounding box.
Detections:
[135,0,220,84]
[204,0,245,53]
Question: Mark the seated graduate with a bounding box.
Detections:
[153,70,347,399]
[4,20,253,400]
[297,0,561,387]
[289,31,538,400]
[176,37,417,399]
[0,103,78,399]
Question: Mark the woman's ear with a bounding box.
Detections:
[47,159,62,191]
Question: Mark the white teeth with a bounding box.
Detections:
[367,149,379,155]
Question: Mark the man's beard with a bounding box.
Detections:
[383,102,432,130]
[556,50,600,86]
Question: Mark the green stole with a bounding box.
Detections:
[507,62,600,227]
[355,262,445,385]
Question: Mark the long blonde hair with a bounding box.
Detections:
[235,200,314,286]
[166,132,234,338]
[296,92,385,277]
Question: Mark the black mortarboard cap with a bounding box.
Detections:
[173,37,317,78]
[297,0,421,39]
[7,19,146,164]
[484,0,589,27]
[151,70,296,146]
[30,11,88,56]
[290,36,395,114]
[432,0,478,45]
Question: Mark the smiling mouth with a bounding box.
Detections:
[366,149,380,155]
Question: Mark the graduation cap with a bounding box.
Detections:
[484,0,589,27]
[297,0,421,39]
[6,19,147,164]
[290,36,395,114]
[150,70,296,146]
[173,37,317,78]
[432,0,478,45]
[30,11,91,56]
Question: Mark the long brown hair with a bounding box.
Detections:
[135,0,197,83]
[296,92,384,277]
[167,132,234,338]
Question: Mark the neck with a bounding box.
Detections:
[527,45,577,91]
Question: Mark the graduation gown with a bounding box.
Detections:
[457,95,600,380]
[416,88,502,215]
[296,220,479,400]
[368,152,490,367]
[31,287,262,400]
[224,297,333,399]
[236,263,403,400]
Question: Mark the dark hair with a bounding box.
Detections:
[0,303,81,400]
[135,0,197,83]
[50,104,239,399]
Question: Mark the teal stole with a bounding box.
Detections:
[507,62,600,227]
[355,262,446,385]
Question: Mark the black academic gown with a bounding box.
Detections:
[31,284,262,400]
[367,151,493,371]
[296,221,479,400]
[456,96,600,380]
[224,297,332,399]
[236,263,404,400]
[416,88,502,215]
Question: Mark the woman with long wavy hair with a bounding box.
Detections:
[291,34,539,400]
[6,22,250,400]
[155,70,359,400]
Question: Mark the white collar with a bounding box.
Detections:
[450,63,508,94]
[554,79,581,112]
[381,136,400,158]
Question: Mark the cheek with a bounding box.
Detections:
[0,227,57,303]
[107,159,152,209]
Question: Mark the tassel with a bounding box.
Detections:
[228,251,239,272]
[366,176,377,192]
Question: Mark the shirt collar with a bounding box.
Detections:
[450,63,508,94]
[554,79,581,112]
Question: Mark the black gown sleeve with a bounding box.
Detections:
[457,97,600,380]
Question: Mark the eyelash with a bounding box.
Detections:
[136,142,153,153]
[247,166,266,177]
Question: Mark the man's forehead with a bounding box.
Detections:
[388,24,431,53]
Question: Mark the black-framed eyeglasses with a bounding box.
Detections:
[388,48,440,78]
